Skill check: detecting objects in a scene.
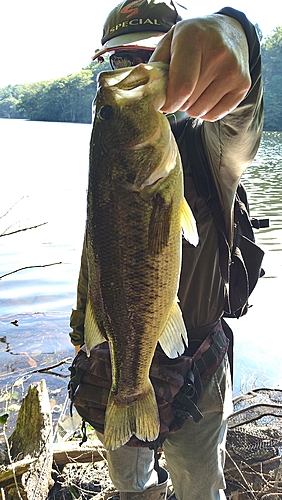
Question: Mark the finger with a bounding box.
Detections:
[150,30,173,64]
[162,54,203,113]
[188,88,249,122]
[165,50,250,116]
[151,27,203,113]
[183,70,250,120]
[161,62,199,113]
[179,87,247,119]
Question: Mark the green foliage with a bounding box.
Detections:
[16,71,95,123]
[0,85,25,118]
[0,60,111,124]
[255,24,263,42]
[262,27,282,131]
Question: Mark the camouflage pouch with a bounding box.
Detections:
[68,321,229,447]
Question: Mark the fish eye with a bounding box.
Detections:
[99,105,113,121]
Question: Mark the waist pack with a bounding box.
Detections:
[68,320,229,447]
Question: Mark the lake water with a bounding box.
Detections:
[0,119,282,432]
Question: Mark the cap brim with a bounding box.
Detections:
[92,32,166,61]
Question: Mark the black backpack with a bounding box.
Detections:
[185,120,269,319]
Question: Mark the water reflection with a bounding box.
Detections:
[228,131,282,393]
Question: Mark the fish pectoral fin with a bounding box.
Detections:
[181,198,199,247]
[148,194,173,254]
[159,300,188,358]
[84,298,106,356]
[103,382,159,450]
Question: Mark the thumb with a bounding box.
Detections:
[149,30,173,64]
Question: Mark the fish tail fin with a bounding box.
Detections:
[103,382,159,450]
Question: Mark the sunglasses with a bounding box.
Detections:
[109,50,154,70]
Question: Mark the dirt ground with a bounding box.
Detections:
[48,460,120,500]
[48,449,177,500]
[47,439,282,500]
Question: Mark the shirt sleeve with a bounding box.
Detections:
[69,234,88,346]
[202,7,264,239]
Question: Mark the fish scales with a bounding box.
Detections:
[85,62,198,450]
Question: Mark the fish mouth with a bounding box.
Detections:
[99,62,168,110]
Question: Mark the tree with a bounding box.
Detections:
[0,86,25,118]
[263,75,282,131]
[261,27,282,131]
[16,82,50,121]
[13,59,111,123]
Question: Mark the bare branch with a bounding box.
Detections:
[0,196,26,220]
[0,358,72,386]
[33,358,73,378]
[0,222,48,237]
[0,261,62,280]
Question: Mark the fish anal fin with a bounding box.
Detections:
[85,298,106,356]
[104,381,159,450]
[181,198,199,247]
[159,300,188,358]
[148,193,173,254]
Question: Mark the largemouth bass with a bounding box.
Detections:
[85,62,198,450]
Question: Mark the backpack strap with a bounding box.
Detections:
[68,350,87,417]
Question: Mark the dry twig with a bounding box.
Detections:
[0,222,48,238]
[0,261,62,280]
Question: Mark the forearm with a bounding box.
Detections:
[69,234,88,348]
[203,8,263,224]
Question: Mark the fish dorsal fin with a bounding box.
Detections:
[181,198,199,247]
[159,300,188,358]
[85,298,106,356]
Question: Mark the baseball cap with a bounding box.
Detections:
[92,0,182,60]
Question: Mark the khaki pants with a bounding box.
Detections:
[97,355,233,500]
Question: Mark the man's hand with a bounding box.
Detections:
[150,14,251,121]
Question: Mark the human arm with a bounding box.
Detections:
[69,235,88,354]
[151,8,263,239]
[202,8,263,236]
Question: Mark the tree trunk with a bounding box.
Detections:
[0,379,54,499]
